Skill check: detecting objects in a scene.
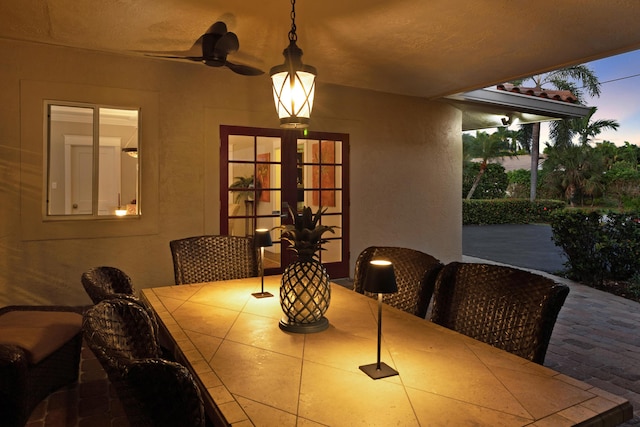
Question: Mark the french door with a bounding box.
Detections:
[220,125,350,278]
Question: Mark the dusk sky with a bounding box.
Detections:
[539,48,640,149]
[468,49,640,152]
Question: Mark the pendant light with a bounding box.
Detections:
[270,0,317,129]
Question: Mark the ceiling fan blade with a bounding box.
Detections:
[216,32,239,54]
[187,35,205,54]
[203,58,225,67]
[205,21,228,36]
[225,61,265,76]
[140,21,261,76]
[144,54,204,62]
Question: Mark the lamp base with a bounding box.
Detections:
[251,291,274,298]
[359,362,399,380]
[279,316,329,333]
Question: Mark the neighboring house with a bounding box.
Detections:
[470,155,546,172]
[0,3,635,306]
[499,154,545,172]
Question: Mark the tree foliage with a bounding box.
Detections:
[506,169,531,198]
[551,107,619,148]
[462,131,512,199]
[511,64,603,200]
[463,163,508,199]
[539,141,640,209]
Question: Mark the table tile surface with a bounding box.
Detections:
[141,276,632,427]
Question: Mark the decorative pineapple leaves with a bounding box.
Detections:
[277,205,338,260]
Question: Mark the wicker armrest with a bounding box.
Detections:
[0,305,87,316]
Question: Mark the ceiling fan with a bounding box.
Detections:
[144,21,264,76]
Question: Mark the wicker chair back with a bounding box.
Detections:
[354,246,443,318]
[81,266,135,304]
[169,235,259,285]
[83,299,205,427]
[430,262,570,364]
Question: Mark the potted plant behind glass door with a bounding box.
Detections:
[277,205,336,333]
[230,175,258,235]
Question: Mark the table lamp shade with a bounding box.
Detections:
[363,260,397,294]
[254,229,273,248]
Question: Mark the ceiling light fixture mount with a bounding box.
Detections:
[270,0,317,129]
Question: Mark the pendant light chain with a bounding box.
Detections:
[289,0,297,42]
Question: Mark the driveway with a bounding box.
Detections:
[462,223,567,274]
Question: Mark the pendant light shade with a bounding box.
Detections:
[270,0,317,129]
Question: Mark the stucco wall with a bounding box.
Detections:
[0,38,462,306]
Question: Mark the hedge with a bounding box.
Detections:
[462,199,566,225]
[550,210,640,285]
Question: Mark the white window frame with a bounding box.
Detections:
[45,101,140,219]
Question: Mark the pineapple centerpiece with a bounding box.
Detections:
[278,206,336,333]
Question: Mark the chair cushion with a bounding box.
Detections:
[0,311,82,364]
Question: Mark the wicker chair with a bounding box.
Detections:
[81,266,135,304]
[430,262,570,365]
[353,246,443,318]
[83,299,205,427]
[169,235,259,285]
[81,266,162,339]
[0,305,83,427]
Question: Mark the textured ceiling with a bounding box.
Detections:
[1,0,640,99]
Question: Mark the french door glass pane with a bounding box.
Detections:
[297,139,343,264]
[228,134,283,269]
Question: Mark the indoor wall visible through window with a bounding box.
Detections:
[46,103,140,218]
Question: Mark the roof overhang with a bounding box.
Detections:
[444,88,593,131]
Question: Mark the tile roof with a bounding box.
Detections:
[496,83,577,103]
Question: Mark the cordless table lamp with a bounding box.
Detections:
[359,259,399,379]
[253,229,273,298]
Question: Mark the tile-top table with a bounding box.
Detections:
[141,276,632,426]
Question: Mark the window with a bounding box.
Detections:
[46,103,140,218]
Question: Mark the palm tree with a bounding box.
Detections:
[493,126,520,153]
[573,107,619,146]
[542,144,605,206]
[512,65,602,201]
[464,131,512,199]
[514,124,533,153]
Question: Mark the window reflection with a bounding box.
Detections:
[47,104,139,217]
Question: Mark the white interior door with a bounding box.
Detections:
[65,135,121,215]
[70,145,93,214]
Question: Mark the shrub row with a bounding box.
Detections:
[550,210,640,285]
[462,199,566,225]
